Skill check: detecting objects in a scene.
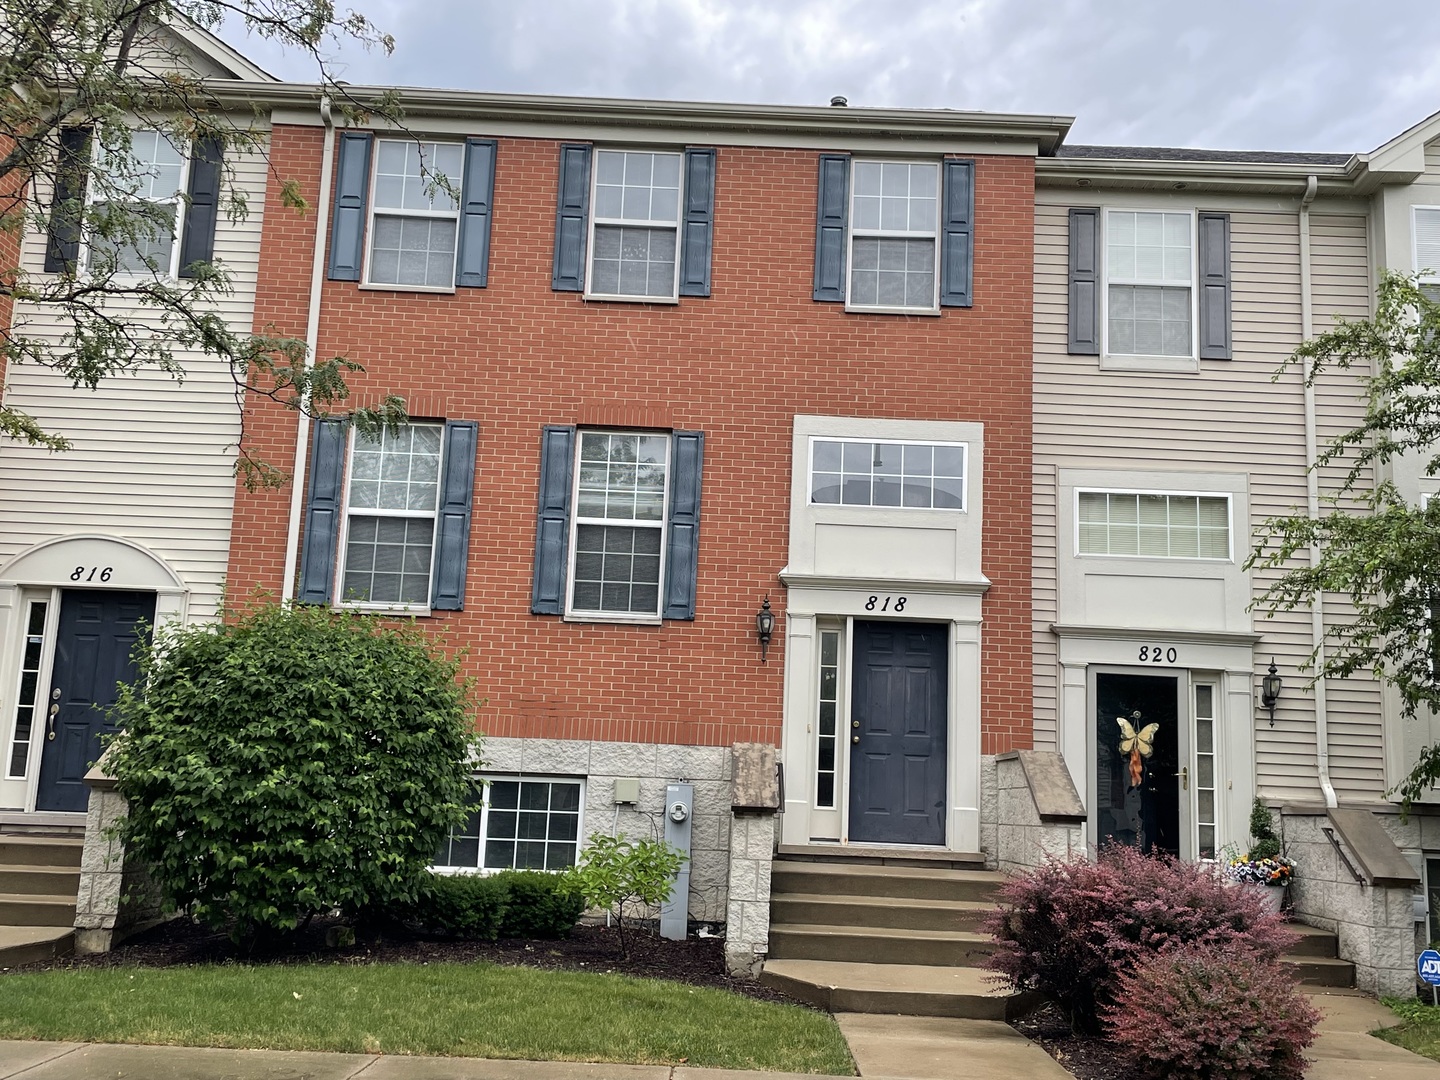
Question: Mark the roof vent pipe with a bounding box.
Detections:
[830,95,848,107]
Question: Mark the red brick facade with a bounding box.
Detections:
[227,123,1035,755]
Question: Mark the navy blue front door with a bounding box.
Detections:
[35,590,155,813]
[848,620,948,845]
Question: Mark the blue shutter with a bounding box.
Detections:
[44,127,91,274]
[327,132,372,281]
[551,144,591,292]
[455,138,497,288]
[678,148,716,297]
[1198,212,1232,360]
[431,421,478,610]
[813,155,849,302]
[663,431,704,621]
[178,135,224,278]
[1068,207,1101,355]
[939,159,974,308]
[531,426,575,614]
[296,419,347,605]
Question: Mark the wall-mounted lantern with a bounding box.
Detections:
[755,596,775,663]
[1260,658,1283,727]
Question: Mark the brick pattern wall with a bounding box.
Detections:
[228,126,1035,753]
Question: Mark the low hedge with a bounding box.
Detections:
[405,870,584,941]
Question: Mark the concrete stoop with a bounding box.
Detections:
[760,851,1356,1021]
[0,835,81,969]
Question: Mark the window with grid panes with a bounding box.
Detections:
[1077,491,1229,559]
[340,423,444,607]
[568,431,669,617]
[88,130,186,275]
[848,161,939,310]
[810,438,965,509]
[434,778,583,872]
[1106,210,1194,357]
[589,150,682,299]
[366,140,465,288]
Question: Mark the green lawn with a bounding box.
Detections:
[1378,998,1440,1060]
[0,961,854,1074]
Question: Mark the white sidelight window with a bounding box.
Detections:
[1077,491,1230,560]
[366,139,465,289]
[1105,210,1194,357]
[588,150,683,299]
[848,160,939,311]
[5,600,51,779]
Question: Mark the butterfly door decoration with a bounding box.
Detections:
[1117,712,1159,790]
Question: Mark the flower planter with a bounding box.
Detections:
[1226,880,1286,914]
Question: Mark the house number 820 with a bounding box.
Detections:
[865,595,907,612]
[1138,645,1178,664]
[70,566,114,582]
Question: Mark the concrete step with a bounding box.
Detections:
[772,860,1005,904]
[771,892,994,933]
[0,925,74,968]
[1285,954,1355,988]
[0,863,81,897]
[0,835,83,868]
[0,893,76,927]
[777,844,988,871]
[761,958,1036,1020]
[769,922,996,967]
[1287,922,1340,958]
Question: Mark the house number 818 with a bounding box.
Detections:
[865,595,907,612]
[1138,645,1178,664]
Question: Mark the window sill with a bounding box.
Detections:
[562,612,664,626]
[334,604,434,618]
[1099,353,1200,374]
[843,304,942,317]
[358,282,457,296]
[582,292,680,305]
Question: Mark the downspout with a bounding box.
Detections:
[1300,173,1339,809]
[280,95,336,602]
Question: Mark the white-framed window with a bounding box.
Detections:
[1415,206,1440,301]
[815,627,842,809]
[1076,490,1231,560]
[365,139,465,290]
[86,129,188,277]
[1104,209,1196,358]
[5,599,52,780]
[1192,681,1219,860]
[848,160,940,311]
[809,437,966,510]
[567,430,670,619]
[588,149,683,300]
[337,422,445,610]
[435,776,585,873]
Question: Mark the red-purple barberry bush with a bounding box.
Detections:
[982,844,1297,1034]
[1105,942,1320,1080]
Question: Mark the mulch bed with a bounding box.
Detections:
[1012,1002,1128,1080]
[5,915,802,1006]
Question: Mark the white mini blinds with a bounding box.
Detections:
[571,431,670,616]
[589,150,683,298]
[810,439,965,510]
[849,161,939,310]
[1415,207,1440,281]
[342,424,444,606]
[368,140,465,288]
[1078,492,1229,559]
[1107,211,1193,357]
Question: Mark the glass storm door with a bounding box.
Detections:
[1093,671,1189,858]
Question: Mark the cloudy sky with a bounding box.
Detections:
[220,0,1440,154]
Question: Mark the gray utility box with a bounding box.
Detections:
[660,782,693,941]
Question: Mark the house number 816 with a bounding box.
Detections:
[1138,646,1178,664]
[70,566,113,582]
[865,595,907,612]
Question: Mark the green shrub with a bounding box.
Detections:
[107,602,480,942]
[411,873,510,940]
[566,833,687,956]
[1248,799,1283,861]
[498,871,584,939]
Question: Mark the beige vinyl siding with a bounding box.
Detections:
[1033,198,1379,803]
[0,135,269,620]
[1426,142,1440,173]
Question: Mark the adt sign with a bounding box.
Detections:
[1418,949,1440,985]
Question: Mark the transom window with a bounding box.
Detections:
[340,423,444,608]
[1077,491,1229,559]
[1105,210,1194,358]
[569,431,670,617]
[849,161,939,310]
[436,778,584,873]
[810,438,966,510]
[89,129,187,276]
[589,150,682,299]
[367,139,464,289]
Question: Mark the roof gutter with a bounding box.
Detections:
[280,94,336,603]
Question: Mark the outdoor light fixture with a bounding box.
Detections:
[1261,658,1283,727]
[755,596,776,663]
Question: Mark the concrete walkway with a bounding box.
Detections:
[1307,991,1440,1079]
